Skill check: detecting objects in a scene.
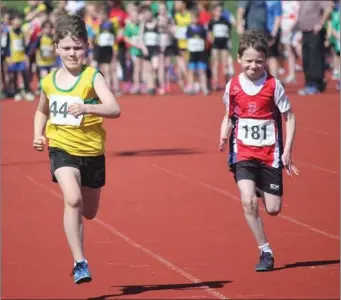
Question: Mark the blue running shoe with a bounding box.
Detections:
[72,260,92,284]
[255,251,274,272]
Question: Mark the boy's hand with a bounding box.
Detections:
[219,138,228,152]
[281,151,299,177]
[33,135,46,151]
[68,103,87,117]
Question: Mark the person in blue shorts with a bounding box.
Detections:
[186,9,209,96]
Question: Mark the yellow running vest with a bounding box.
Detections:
[41,66,106,156]
[36,35,56,67]
[8,30,26,63]
[174,12,191,50]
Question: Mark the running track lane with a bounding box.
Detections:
[1,81,339,299]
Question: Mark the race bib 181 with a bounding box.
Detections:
[237,118,276,147]
[49,95,83,126]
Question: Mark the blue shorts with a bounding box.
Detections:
[7,61,26,72]
[188,61,207,71]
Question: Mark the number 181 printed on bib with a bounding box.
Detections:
[237,118,276,147]
[49,95,83,126]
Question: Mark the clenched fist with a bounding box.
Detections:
[68,103,87,117]
[33,135,46,151]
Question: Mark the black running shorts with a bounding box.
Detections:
[48,147,105,189]
[231,159,283,196]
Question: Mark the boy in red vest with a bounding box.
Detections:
[219,30,299,271]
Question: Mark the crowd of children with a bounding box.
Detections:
[0,0,235,100]
[0,0,340,101]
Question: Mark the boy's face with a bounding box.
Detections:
[238,47,266,81]
[175,1,184,12]
[130,10,138,23]
[144,9,152,21]
[12,17,22,28]
[43,24,52,35]
[3,13,10,24]
[99,10,107,22]
[58,1,67,8]
[191,14,198,24]
[39,12,48,23]
[213,6,222,18]
[55,35,88,70]
[159,3,167,15]
[86,4,97,17]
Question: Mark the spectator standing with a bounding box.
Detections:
[107,0,129,92]
[327,1,340,85]
[3,13,34,101]
[236,0,267,36]
[265,0,282,78]
[280,1,300,84]
[297,1,333,95]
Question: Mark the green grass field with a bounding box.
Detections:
[2,0,238,56]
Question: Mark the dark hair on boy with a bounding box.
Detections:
[238,30,268,58]
[190,8,200,18]
[41,19,53,29]
[140,5,151,13]
[54,14,88,44]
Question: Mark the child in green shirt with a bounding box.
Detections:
[327,3,340,86]
[124,8,147,94]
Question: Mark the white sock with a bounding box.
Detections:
[258,243,273,255]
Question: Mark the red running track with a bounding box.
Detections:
[2,72,340,299]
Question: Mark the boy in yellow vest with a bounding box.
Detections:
[28,20,57,95]
[4,13,34,101]
[32,14,121,284]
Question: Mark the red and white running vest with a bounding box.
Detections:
[227,74,284,168]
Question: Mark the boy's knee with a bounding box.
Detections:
[65,194,82,208]
[82,210,97,220]
[241,193,258,215]
[265,195,282,216]
[266,204,281,216]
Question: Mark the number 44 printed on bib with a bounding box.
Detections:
[49,95,83,126]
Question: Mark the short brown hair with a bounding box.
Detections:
[238,30,268,58]
[54,14,88,44]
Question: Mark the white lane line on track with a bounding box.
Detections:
[146,162,340,241]
[294,160,339,175]
[23,173,229,300]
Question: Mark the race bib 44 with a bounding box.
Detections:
[237,118,276,147]
[49,95,83,126]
